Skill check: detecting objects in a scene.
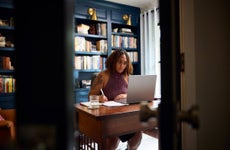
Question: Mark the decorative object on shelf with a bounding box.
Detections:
[122,14,131,25]
[88,8,98,21]
[77,24,90,34]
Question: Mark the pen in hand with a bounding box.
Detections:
[100,88,108,102]
[100,88,105,96]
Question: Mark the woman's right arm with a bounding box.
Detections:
[89,73,108,102]
[89,73,103,95]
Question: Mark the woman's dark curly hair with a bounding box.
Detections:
[105,49,133,75]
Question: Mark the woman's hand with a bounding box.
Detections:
[114,94,127,100]
[99,95,108,103]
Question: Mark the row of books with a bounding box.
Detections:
[127,51,138,63]
[0,17,14,27]
[0,56,14,70]
[111,50,138,63]
[74,55,106,70]
[0,76,15,94]
[0,35,6,47]
[77,23,107,36]
[119,28,133,33]
[111,35,137,48]
[76,24,90,34]
[88,23,106,36]
[113,28,133,34]
[75,36,108,53]
[0,34,14,48]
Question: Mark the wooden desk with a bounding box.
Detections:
[74,102,157,149]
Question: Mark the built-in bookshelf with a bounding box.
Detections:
[0,1,15,109]
[111,23,139,65]
[74,17,108,97]
[74,20,107,71]
[74,0,141,103]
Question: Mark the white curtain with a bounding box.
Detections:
[140,8,161,98]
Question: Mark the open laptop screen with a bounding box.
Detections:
[119,75,157,104]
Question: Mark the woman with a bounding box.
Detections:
[89,49,142,150]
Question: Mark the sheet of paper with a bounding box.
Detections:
[80,101,127,107]
[80,102,91,107]
[102,101,128,107]
[80,101,102,107]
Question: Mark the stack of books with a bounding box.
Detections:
[0,35,6,47]
[119,28,133,34]
[77,24,90,34]
[0,56,14,70]
[0,76,16,93]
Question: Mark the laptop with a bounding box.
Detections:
[117,75,157,104]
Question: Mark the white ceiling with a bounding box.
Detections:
[105,0,158,11]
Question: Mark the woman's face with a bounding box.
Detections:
[116,54,127,73]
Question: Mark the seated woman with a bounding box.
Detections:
[89,49,142,150]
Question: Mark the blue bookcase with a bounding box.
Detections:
[74,0,141,103]
[0,0,15,109]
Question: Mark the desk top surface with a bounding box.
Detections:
[74,101,154,118]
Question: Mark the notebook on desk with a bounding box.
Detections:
[116,75,157,104]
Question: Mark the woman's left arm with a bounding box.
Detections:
[114,94,127,100]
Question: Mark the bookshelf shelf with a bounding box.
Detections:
[111,47,138,51]
[111,32,137,37]
[0,26,14,30]
[0,69,14,75]
[75,51,107,55]
[74,0,141,103]
[75,33,107,39]
[0,92,14,96]
[76,69,101,73]
[0,47,15,51]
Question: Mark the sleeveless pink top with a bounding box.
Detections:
[103,72,128,100]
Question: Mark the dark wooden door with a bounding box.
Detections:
[159,0,230,150]
[159,0,181,149]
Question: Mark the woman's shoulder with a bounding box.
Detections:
[96,70,109,81]
[99,70,109,76]
[96,70,109,86]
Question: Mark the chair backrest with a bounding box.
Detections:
[0,109,16,124]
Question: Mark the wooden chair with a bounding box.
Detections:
[0,109,16,146]
[79,133,98,150]
[75,73,99,149]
